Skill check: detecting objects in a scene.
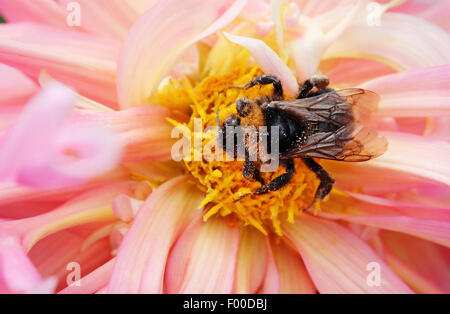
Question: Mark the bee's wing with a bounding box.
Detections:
[268,88,388,162]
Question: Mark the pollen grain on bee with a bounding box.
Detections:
[170,118,280,172]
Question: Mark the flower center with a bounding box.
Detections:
[164,67,321,236]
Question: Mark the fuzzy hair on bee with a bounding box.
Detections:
[218,73,388,203]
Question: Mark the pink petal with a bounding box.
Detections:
[0,63,38,107]
[59,258,115,294]
[369,132,450,186]
[0,168,129,219]
[29,229,113,292]
[1,181,137,252]
[224,32,299,96]
[81,105,188,162]
[420,0,450,32]
[57,0,153,40]
[0,228,55,293]
[324,13,450,70]
[0,83,123,189]
[241,0,270,20]
[262,240,280,293]
[322,58,396,87]
[268,240,316,293]
[324,131,450,193]
[360,65,450,117]
[425,117,450,140]
[283,215,413,293]
[0,23,120,108]
[323,192,450,222]
[232,228,267,293]
[165,218,239,294]
[342,215,450,249]
[108,176,203,293]
[117,0,248,108]
[0,0,69,29]
[295,0,357,17]
[379,230,450,293]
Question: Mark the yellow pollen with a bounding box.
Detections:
[162,67,322,236]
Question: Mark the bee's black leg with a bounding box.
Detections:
[302,158,335,200]
[243,157,265,185]
[253,159,295,195]
[234,74,283,99]
[297,74,331,99]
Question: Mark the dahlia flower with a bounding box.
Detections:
[0,0,449,294]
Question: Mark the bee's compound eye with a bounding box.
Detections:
[223,114,241,128]
[235,98,251,117]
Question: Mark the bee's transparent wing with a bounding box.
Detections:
[267,88,388,161]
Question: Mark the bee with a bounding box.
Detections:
[218,73,388,202]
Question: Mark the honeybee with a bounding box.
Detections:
[218,74,388,202]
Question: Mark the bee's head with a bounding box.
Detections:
[235,98,253,117]
[217,113,242,157]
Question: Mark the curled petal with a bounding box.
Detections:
[224,32,298,96]
[118,0,248,108]
[0,228,56,293]
[0,83,123,189]
[283,215,413,293]
[360,65,450,118]
[166,217,239,294]
[108,176,203,294]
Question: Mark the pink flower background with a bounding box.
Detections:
[0,0,449,294]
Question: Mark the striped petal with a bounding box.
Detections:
[324,13,450,70]
[0,23,120,108]
[232,228,267,293]
[0,0,69,29]
[165,217,239,294]
[118,0,248,108]
[108,176,203,293]
[324,132,450,194]
[267,240,316,293]
[57,0,156,40]
[81,105,188,162]
[360,65,450,118]
[283,215,413,293]
[0,181,137,252]
[379,231,450,293]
